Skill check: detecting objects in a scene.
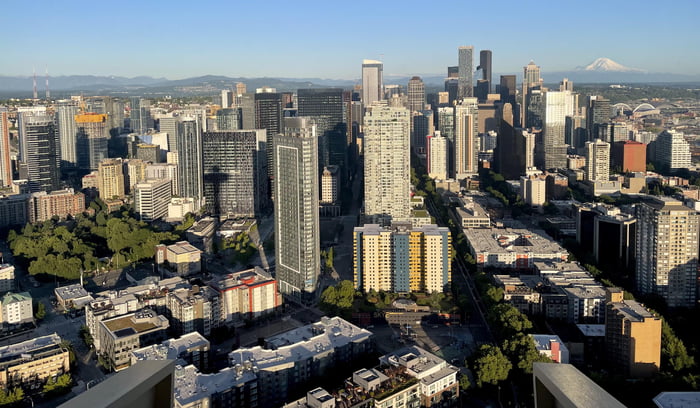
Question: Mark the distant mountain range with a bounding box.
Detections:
[1,58,699,97]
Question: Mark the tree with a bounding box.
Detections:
[489,303,533,338]
[662,321,695,372]
[502,333,553,374]
[43,373,73,397]
[34,301,46,320]
[0,387,24,406]
[472,344,511,387]
[459,373,471,391]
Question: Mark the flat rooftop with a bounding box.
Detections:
[174,364,256,406]
[0,333,62,362]
[55,284,90,300]
[102,311,167,338]
[229,316,372,370]
[465,227,566,255]
[211,266,274,291]
[131,332,210,362]
[654,392,700,408]
[167,241,201,255]
[611,300,657,322]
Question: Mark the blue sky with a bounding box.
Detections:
[4,0,699,79]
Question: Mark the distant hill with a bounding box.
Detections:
[1,69,700,99]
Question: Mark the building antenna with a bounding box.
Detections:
[33,67,38,100]
[45,66,50,100]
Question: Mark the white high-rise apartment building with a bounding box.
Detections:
[636,198,699,308]
[520,175,546,208]
[134,178,172,222]
[362,60,383,106]
[585,139,610,181]
[656,130,691,172]
[55,100,79,168]
[363,102,411,223]
[428,132,448,180]
[321,165,339,204]
[454,98,479,178]
[273,117,320,305]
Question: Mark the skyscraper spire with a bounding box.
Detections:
[32,67,38,100]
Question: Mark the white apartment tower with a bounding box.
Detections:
[585,139,610,182]
[363,102,411,223]
[656,130,691,172]
[428,132,448,180]
[273,117,320,305]
[454,98,479,178]
[635,198,699,308]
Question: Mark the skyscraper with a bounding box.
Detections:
[587,97,611,141]
[437,107,455,177]
[655,130,691,172]
[523,61,543,126]
[363,103,411,223]
[76,113,109,171]
[543,91,574,169]
[454,98,479,178]
[361,60,383,106]
[273,117,320,304]
[97,158,125,200]
[177,117,204,210]
[158,117,178,152]
[202,130,268,218]
[297,88,346,172]
[0,108,11,187]
[353,223,451,293]
[55,100,79,169]
[215,108,240,131]
[407,76,425,113]
[635,198,699,308]
[458,46,474,99]
[17,109,59,193]
[428,132,448,180]
[585,139,610,181]
[134,178,171,222]
[499,75,516,105]
[479,50,492,93]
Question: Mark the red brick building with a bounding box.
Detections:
[612,140,646,173]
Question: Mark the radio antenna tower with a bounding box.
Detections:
[45,67,50,100]
[32,67,38,100]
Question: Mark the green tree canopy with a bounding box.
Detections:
[472,344,511,387]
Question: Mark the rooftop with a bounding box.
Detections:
[654,392,700,408]
[211,266,274,291]
[228,316,372,370]
[610,300,658,322]
[576,324,606,337]
[101,310,168,338]
[465,227,566,255]
[131,332,210,362]
[0,333,63,362]
[55,284,91,300]
[173,364,256,406]
[1,291,31,304]
[167,241,202,255]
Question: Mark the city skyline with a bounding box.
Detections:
[4,0,700,79]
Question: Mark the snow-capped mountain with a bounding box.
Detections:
[576,58,644,73]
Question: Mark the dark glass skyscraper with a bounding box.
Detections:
[297,88,346,172]
[18,110,59,192]
[202,130,268,218]
[479,50,492,93]
[177,117,204,210]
